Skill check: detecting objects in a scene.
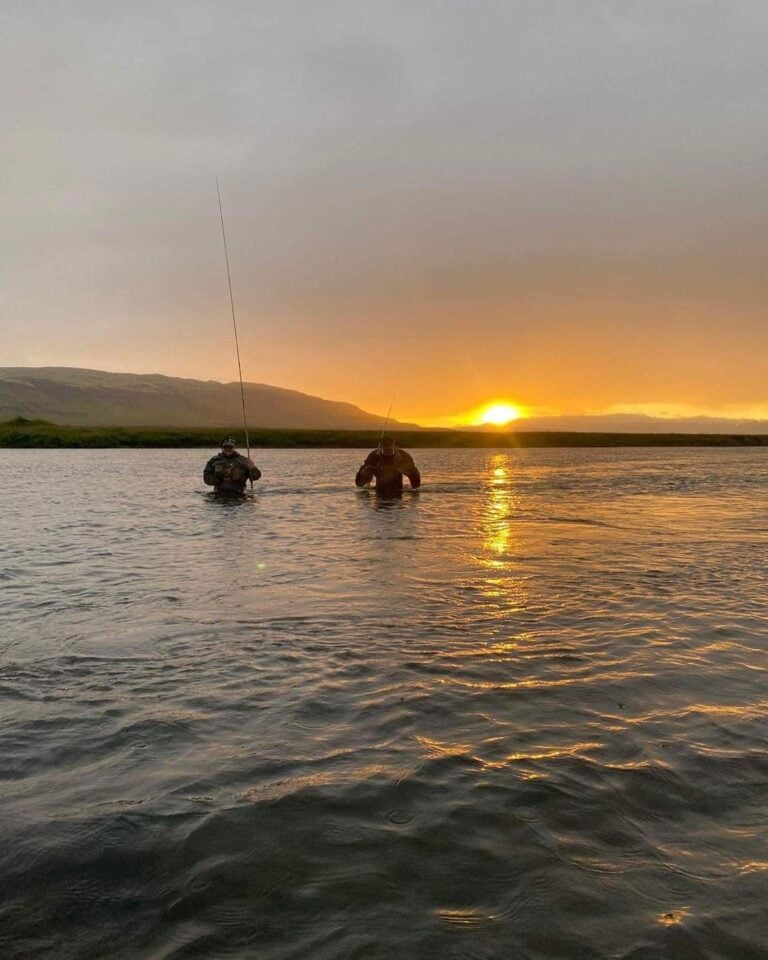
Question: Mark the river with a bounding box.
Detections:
[1,447,767,959]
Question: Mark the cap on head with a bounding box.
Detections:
[379,435,395,449]
[221,438,236,449]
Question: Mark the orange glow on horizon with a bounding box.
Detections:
[472,402,525,426]
[412,401,530,429]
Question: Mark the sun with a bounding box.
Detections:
[475,402,523,426]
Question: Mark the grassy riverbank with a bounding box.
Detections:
[2,418,767,448]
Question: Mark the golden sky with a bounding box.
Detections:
[3,2,767,425]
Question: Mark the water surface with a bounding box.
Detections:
[1,447,767,959]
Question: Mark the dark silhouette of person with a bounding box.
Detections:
[355,436,421,496]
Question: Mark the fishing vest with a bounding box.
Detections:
[211,457,247,482]
[206,454,251,489]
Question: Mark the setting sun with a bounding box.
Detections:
[475,403,524,426]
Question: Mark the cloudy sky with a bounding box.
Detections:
[3,1,767,424]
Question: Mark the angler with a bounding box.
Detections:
[210,179,258,493]
[355,436,421,496]
[204,438,261,494]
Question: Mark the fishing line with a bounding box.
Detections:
[216,177,252,488]
[380,395,396,446]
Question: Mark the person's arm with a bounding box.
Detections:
[203,458,216,486]
[356,451,377,486]
[397,450,421,488]
[246,459,262,482]
[356,464,375,486]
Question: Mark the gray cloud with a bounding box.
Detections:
[2,1,767,414]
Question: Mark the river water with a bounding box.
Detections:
[1,447,767,959]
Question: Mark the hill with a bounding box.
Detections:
[0,367,413,429]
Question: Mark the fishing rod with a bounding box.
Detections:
[216,178,253,489]
[379,395,396,448]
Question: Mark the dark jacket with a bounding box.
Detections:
[204,452,261,493]
[355,447,421,495]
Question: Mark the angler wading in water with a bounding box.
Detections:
[204,438,261,494]
[206,181,259,495]
[355,436,421,496]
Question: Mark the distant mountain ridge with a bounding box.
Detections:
[2,367,766,435]
[474,413,768,435]
[0,367,413,429]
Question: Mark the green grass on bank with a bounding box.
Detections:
[2,418,767,448]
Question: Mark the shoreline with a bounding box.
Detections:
[2,421,768,449]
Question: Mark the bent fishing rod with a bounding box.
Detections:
[216,178,253,489]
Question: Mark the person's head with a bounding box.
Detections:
[221,438,237,456]
[379,435,396,454]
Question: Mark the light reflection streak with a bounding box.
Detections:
[474,454,528,607]
[658,908,690,926]
[238,762,394,803]
[440,637,532,658]
[437,908,500,926]
[477,740,604,769]
[484,460,515,558]
[416,734,605,771]
[439,669,653,690]
[623,701,768,724]
[414,735,472,758]
[738,861,768,874]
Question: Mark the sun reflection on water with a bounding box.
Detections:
[476,455,528,606]
[483,457,516,558]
